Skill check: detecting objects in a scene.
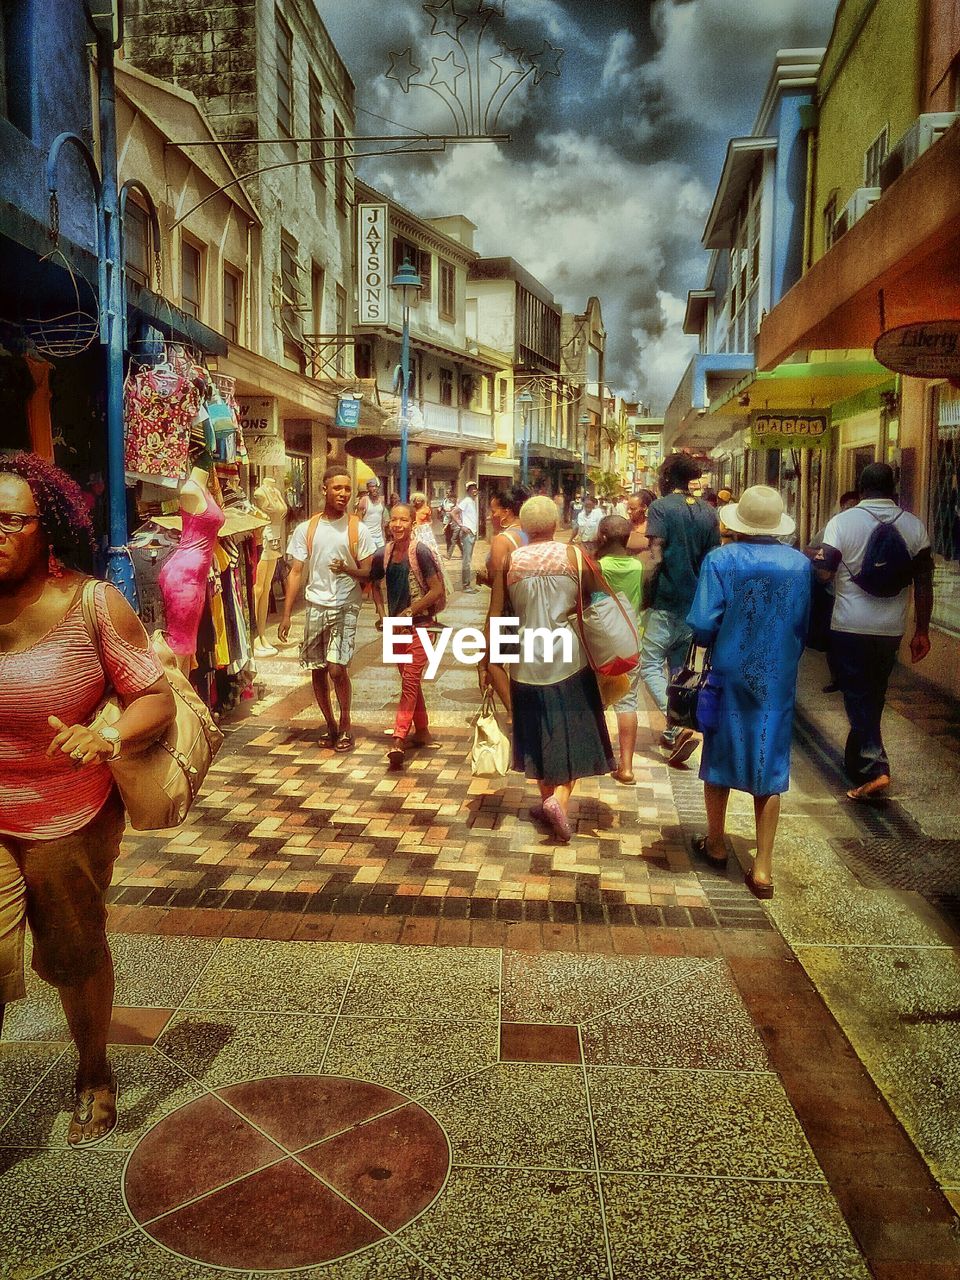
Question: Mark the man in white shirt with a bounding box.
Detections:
[814,463,933,800]
[452,481,479,592]
[278,468,375,752]
[355,477,387,551]
[571,494,603,554]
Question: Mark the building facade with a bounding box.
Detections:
[757,0,960,694]
[560,296,606,491]
[124,0,363,512]
[352,182,499,503]
[467,257,578,501]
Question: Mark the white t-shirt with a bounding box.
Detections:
[456,495,478,535]
[823,499,930,636]
[287,515,376,608]
[577,508,603,542]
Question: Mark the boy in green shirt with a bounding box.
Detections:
[596,516,644,785]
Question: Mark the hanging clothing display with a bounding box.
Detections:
[129,526,181,633]
[124,366,203,485]
[24,356,54,460]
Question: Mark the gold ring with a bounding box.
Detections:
[71,749,85,761]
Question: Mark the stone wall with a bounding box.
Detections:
[123,0,259,176]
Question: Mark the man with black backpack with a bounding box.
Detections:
[813,463,933,800]
[641,455,721,765]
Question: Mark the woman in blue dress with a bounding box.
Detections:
[686,486,812,899]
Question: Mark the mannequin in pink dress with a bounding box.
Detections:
[158,466,225,673]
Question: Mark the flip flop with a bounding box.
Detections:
[610,769,636,786]
[67,1074,119,1148]
[744,868,774,900]
[334,732,354,753]
[542,797,572,844]
[317,729,336,748]
[693,835,728,869]
[846,776,890,802]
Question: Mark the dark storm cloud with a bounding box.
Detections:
[314,0,839,408]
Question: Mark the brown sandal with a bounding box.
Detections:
[67,1074,118,1148]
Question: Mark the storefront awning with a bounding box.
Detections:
[478,456,519,477]
[757,119,960,370]
[711,360,893,415]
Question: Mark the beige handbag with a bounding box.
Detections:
[470,689,511,777]
[81,581,224,831]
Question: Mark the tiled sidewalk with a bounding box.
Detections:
[1,934,883,1280]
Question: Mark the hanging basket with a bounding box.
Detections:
[23,248,101,359]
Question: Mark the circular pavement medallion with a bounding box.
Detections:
[123,1075,450,1271]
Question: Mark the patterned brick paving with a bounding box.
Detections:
[111,719,732,928]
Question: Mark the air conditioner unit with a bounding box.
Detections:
[842,186,881,230]
[880,112,959,191]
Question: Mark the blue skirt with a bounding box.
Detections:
[511,668,615,786]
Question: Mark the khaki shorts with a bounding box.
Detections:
[300,602,361,670]
[0,791,124,1000]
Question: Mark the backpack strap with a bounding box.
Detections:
[305,514,321,558]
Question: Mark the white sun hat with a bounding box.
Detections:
[719,484,795,538]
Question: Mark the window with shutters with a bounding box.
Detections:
[181,241,202,319]
[275,9,293,138]
[125,202,151,287]
[308,71,325,185]
[439,367,453,406]
[223,267,242,343]
[439,261,455,321]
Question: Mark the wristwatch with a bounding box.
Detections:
[98,726,122,760]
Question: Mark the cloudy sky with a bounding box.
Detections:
[315,0,839,411]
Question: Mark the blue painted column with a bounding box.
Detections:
[96,24,136,604]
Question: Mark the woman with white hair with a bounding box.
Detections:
[483,495,615,842]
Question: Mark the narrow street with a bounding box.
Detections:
[2,567,958,1280]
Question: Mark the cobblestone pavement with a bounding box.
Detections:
[2,568,959,1278]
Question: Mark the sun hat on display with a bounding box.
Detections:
[719,484,795,538]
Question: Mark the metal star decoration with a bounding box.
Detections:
[386,47,422,93]
[423,0,469,39]
[430,50,467,93]
[490,43,526,81]
[524,41,564,85]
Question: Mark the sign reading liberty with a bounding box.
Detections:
[386,0,564,136]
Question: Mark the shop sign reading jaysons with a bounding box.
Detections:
[874,321,960,379]
[358,204,388,324]
[237,396,278,437]
[750,410,830,449]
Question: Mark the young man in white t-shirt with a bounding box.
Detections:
[279,468,375,752]
[813,462,933,800]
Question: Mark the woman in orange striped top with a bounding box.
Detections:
[0,454,175,1146]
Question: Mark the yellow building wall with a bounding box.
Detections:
[812,0,925,263]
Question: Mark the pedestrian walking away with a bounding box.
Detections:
[0,454,176,1146]
[596,515,645,786]
[687,485,812,899]
[486,495,615,845]
[355,477,388,551]
[641,454,720,765]
[477,484,530,718]
[440,485,459,559]
[370,505,444,770]
[452,481,480,591]
[811,462,933,801]
[278,467,376,753]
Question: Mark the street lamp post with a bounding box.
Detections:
[391,258,423,502]
[517,387,534,486]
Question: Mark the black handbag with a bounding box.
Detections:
[666,640,712,730]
